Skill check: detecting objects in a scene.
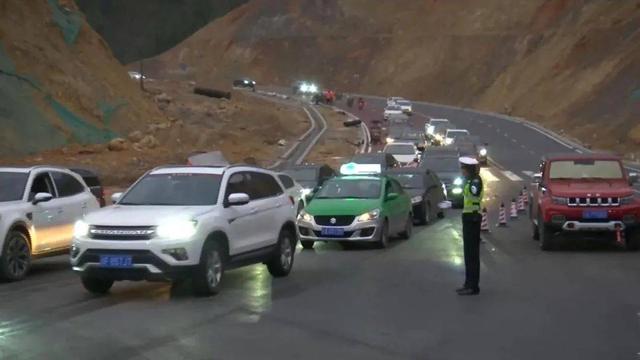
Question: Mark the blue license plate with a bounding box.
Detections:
[583,210,608,220]
[321,227,345,236]
[99,255,133,268]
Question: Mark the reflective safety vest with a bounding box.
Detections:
[462,177,483,214]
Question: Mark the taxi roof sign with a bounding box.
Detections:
[339,162,382,175]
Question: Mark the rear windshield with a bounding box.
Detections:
[315,178,381,199]
[385,144,416,155]
[0,172,28,202]
[422,157,460,172]
[549,160,624,180]
[390,173,424,189]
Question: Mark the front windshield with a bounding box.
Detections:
[284,168,318,182]
[390,173,423,189]
[0,172,28,202]
[549,160,623,180]
[315,178,381,199]
[385,144,416,155]
[423,157,460,172]
[120,173,222,205]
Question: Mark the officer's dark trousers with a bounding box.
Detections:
[462,212,481,290]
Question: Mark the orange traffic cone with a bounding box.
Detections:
[497,202,508,227]
[481,208,490,232]
[510,198,518,219]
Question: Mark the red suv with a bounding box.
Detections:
[530,153,639,250]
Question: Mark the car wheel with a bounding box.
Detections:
[538,213,555,251]
[422,202,432,225]
[193,241,224,296]
[267,228,295,277]
[625,228,640,251]
[300,240,315,250]
[400,215,413,239]
[81,276,114,294]
[0,230,32,282]
[376,220,390,249]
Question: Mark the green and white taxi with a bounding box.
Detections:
[296,163,413,249]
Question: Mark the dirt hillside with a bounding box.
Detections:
[148,0,640,157]
[0,0,164,155]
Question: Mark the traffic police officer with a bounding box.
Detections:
[457,156,483,296]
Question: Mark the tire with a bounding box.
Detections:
[418,202,431,225]
[400,215,413,240]
[0,230,32,282]
[625,228,640,251]
[532,220,540,241]
[538,213,555,251]
[81,276,114,294]
[376,220,390,249]
[267,228,295,277]
[437,209,445,219]
[193,241,225,296]
[301,240,315,250]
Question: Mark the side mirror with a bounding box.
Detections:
[32,192,53,205]
[385,192,399,201]
[227,193,250,206]
[533,173,542,184]
[111,192,123,204]
[629,172,638,185]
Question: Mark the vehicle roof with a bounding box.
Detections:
[447,129,469,133]
[396,100,411,104]
[543,152,622,161]
[0,165,71,173]
[430,118,449,122]
[151,166,226,175]
[335,175,384,181]
[424,147,459,154]
[385,141,415,147]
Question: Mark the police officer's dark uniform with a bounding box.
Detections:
[457,157,483,296]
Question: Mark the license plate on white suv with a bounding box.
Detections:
[99,255,133,268]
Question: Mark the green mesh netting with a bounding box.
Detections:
[47,0,83,45]
[98,100,127,128]
[48,96,117,144]
[0,43,66,154]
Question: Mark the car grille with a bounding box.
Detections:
[567,197,620,207]
[312,230,356,238]
[314,215,355,226]
[88,225,156,240]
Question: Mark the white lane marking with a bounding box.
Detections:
[522,171,535,177]
[521,122,577,150]
[511,138,518,143]
[502,170,523,182]
[480,168,500,182]
[520,144,527,149]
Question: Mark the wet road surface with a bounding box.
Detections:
[1,94,640,359]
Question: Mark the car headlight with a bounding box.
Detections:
[445,138,453,145]
[453,177,463,186]
[479,148,487,156]
[73,220,89,238]
[297,210,313,222]
[427,126,435,135]
[451,187,463,195]
[156,219,198,239]
[356,209,380,222]
[386,137,394,143]
[411,196,423,204]
[551,196,568,205]
[435,134,443,141]
[301,188,313,196]
[300,84,309,92]
[309,84,318,93]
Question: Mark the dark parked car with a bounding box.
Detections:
[388,168,445,224]
[350,152,400,171]
[232,78,256,91]
[396,128,426,150]
[283,164,336,193]
[70,167,105,207]
[419,155,465,208]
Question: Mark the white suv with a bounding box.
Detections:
[71,165,298,296]
[0,166,99,281]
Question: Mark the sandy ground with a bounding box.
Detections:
[1,79,309,187]
[305,106,361,169]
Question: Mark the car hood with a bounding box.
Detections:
[306,198,381,216]
[549,180,633,197]
[83,205,215,226]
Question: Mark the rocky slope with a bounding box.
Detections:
[148,0,640,157]
[0,0,164,155]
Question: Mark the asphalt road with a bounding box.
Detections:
[1,93,640,360]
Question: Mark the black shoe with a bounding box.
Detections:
[457,288,480,296]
